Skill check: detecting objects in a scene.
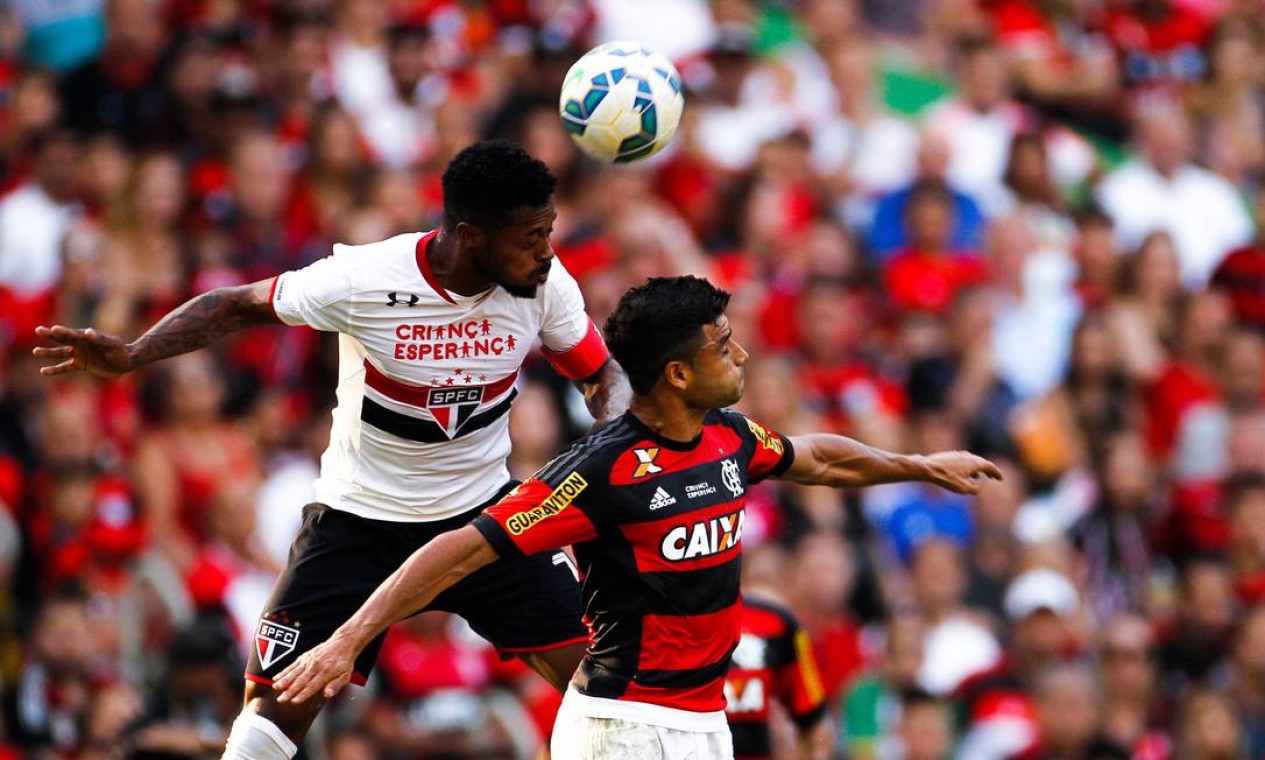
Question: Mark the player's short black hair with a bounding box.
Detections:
[604,276,731,395]
[442,139,557,231]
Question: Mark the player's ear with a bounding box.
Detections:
[663,359,690,392]
[455,221,487,250]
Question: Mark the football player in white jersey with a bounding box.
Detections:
[32,140,630,759]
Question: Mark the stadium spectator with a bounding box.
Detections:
[839,611,926,759]
[57,0,168,145]
[2,590,108,754]
[923,38,1035,216]
[1211,190,1265,331]
[892,689,957,760]
[784,530,866,706]
[909,538,1002,697]
[882,180,990,316]
[866,136,987,259]
[1097,613,1171,758]
[1097,105,1253,289]
[0,129,81,339]
[1018,664,1129,759]
[1071,431,1159,623]
[955,568,1081,759]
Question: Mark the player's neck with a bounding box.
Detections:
[628,395,707,445]
[427,230,495,296]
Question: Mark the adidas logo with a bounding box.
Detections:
[649,487,677,510]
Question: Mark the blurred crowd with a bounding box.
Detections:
[3,0,1265,757]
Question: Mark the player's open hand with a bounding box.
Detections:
[923,451,1003,494]
[31,325,133,378]
[272,637,356,704]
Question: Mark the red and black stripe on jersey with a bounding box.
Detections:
[726,597,827,760]
[472,409,794,714]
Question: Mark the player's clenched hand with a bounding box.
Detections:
[923,452,1003,494]
[31,325,134,378]
[273,637,356,704]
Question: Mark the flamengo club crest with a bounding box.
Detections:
[722,458,743,498]
[256,619,300,670]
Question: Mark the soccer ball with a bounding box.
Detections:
[558,41,685,164]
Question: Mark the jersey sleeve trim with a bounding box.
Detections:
[543,318,610,381]
[472,514,523,560]
[766,435,795,480]
[267,275,281,321]
[414,230,455,305]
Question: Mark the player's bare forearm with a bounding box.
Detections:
[33,279,278,378]
[274,526,498,702]
[127,280,279,368]
[783,434,1002,493]
[579,359,631,427]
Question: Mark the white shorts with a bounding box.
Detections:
[551,695,734,760]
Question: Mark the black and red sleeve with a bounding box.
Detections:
[771,619,828,729]
[472,469,600,559]
[720,410,795,483]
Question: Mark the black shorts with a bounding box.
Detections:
[245,484,586,686]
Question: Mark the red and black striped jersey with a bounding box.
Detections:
[725,596,827,760]
[472,409,794,721]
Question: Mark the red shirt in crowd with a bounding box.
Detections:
[882,249,990,316]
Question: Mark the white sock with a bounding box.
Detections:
[221,712,299,760]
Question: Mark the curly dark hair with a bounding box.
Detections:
[441,139,557,230]
[604,276,731,395]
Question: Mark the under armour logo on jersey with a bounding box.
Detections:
[649,486,676,510]
[386,291,420,307]
[633,447,663,478]
[722,458,743,497]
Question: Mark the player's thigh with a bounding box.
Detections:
[434,547,587,657]
[246,504,409,684]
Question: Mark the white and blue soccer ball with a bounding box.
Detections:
[558,41,685,164]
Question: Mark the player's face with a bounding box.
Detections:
[474,204,556,299]
[686,316,748,408]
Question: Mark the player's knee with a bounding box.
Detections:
[235,681,323,751]
[221,711,298,760]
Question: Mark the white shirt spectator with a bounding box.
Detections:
[355,78,444,168]
[919,615,1002,695]
[991,255,1082,401]
[812,113,919,228]
[0,183,80,295]
[330,37,395,119]
[1097,160,1253,289]
[923,98,1034,216]
[590,0,716,63]
[696,102,799,172]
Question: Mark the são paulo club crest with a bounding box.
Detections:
[256,619,300,670]
[425,385,485,437]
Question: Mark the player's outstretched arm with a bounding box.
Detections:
[32,279,279,378]
[781,434,1002,494]
[273,525,498,703]
[579,359,632,427]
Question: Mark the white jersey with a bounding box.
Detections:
[270,229,608,522]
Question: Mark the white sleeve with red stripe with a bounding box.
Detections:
[539,260,609,381]
[270,245,357,332]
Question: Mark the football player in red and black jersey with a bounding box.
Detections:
[725,593,829,760]
[272,276,1001,759]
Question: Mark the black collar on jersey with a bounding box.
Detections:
[620,410,706,452]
